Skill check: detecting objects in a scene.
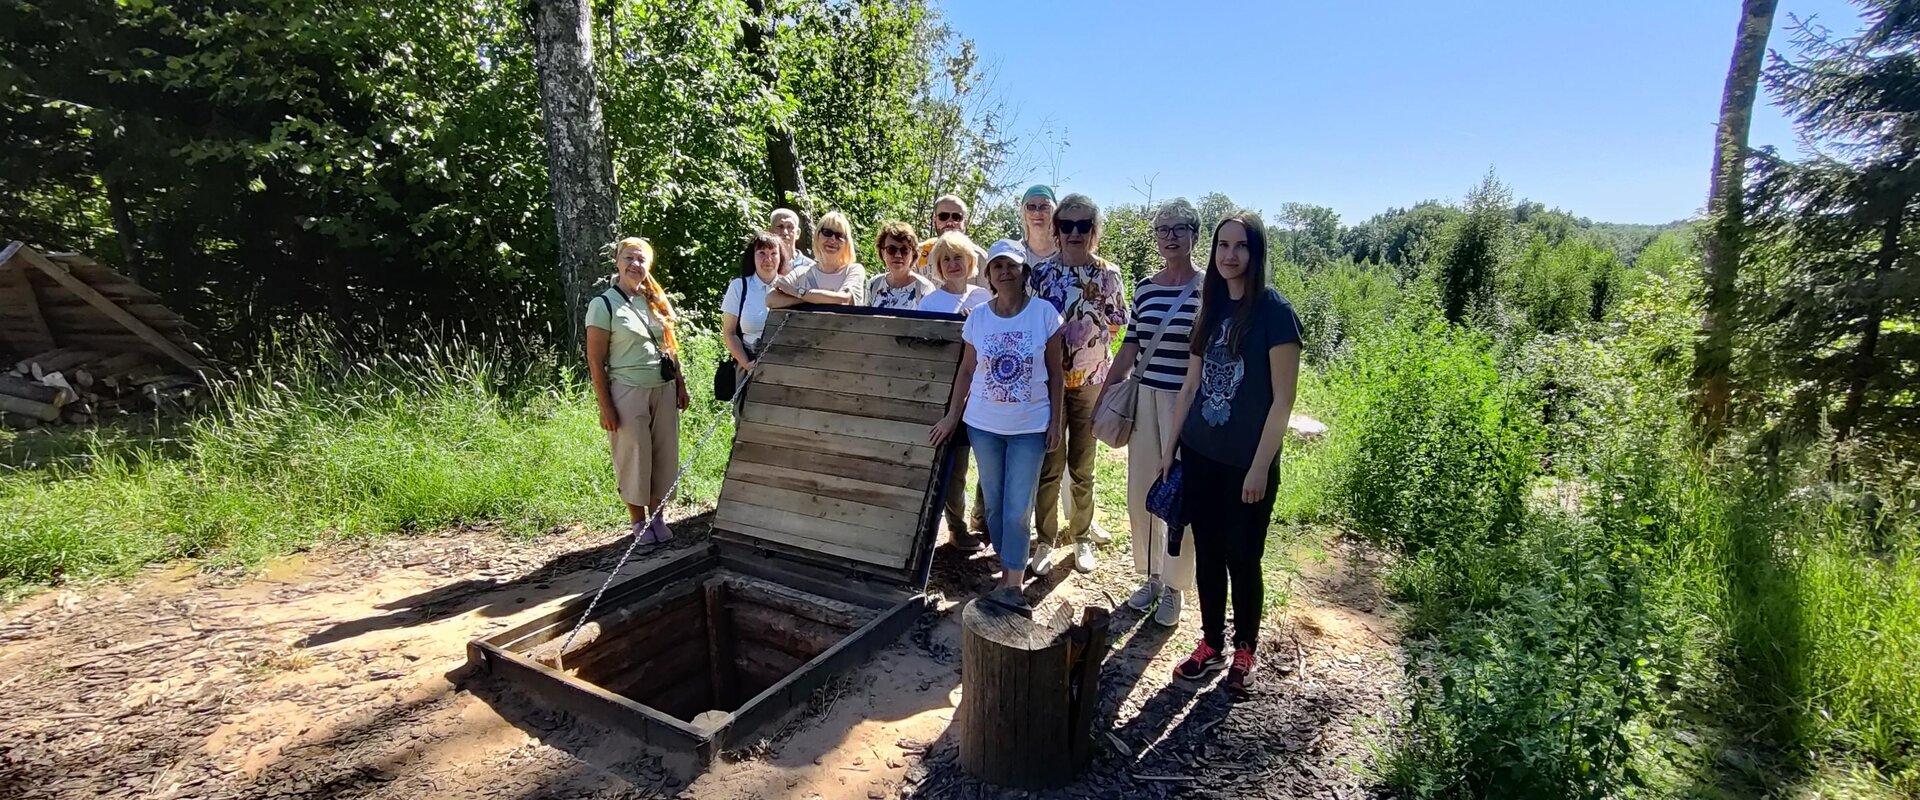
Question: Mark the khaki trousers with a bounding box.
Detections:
[1036,382,1100,547]
[609,382,679,509]
[1127,385,1195,591]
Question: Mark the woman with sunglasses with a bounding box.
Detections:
[1103,198,1204,628]
[1027,193,1128,577]
[768,211,867,308]
[1162,213,1303,700]
[868,221,936,310]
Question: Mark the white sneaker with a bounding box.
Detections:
[1029,544,1056,576]
[1126,578,1162,611]
[1153,587,1183,627]
[1074,542,1096,573]
[1090,521,1113,544]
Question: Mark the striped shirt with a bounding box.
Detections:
[1122,276,1202,391]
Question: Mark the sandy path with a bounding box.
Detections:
[0,501,1400,799]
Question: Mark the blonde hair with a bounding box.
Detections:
[611,236,678,355]
[928,230,980,280]
[817,210,852,239]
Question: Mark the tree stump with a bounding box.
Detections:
[957,598,1111,789]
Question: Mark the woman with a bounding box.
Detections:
[930,239,1064,613]
[722,232,783,386]
[1162,213,1302,699]
[917,230,991,315]
[1101,198,1203,628]
[768,211,866,307]
[587,237,692,545]
[868,221,936,310]
[920,231,992,553]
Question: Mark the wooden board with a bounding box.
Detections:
[13,245,209,372]
[720,480,920,535]
[715,501,910,564]
[745,382,946,425]
[751,362,949,405]
[731,420,932,467]
[770,309,963,342]
[758,345,957,382]
[739,401,934,446]
[722,456,925,512]
[0,259,55,355]
[767,325,962,363]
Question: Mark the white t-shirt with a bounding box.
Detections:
[918,285,992,316]
[961,298,1063,436]
[721,274,774,350]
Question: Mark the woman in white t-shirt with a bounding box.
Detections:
[930,239,1064,613]
[918,230,992,316]
[722,232,782,386]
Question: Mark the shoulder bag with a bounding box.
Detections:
[1091,277,1200,448]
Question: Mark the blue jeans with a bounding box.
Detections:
[967,425,1047,571]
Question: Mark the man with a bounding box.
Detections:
[1018,184,1059,265]
[915,194,988,286]
[1027,193,1127,575]
[770,208,816,273]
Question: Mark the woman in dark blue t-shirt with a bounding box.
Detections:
[1159,213,1303,699]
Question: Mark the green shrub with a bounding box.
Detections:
[1333,319,1539,554]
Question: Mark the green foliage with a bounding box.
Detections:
[1273,202,1343,270]
[1505,234,1622,334]
[1343,201,1461,281]
[1440,171,1514,325]
[0,329,737,589]
[1332,318,1539,556]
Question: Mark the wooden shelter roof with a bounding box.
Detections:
[0,241,212,373]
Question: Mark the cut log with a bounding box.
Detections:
[729,599,847,661]
[29,349,105,377]
[0,375,64,405]
[0,393,60,422]
[958,599,1111,789]
[718,574,871,631]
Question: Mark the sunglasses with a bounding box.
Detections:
[935,211,964,222]
[1055,218,1094,235]
[882,244,912,256]
[818,228,847,241]
[1024,202,1053,213]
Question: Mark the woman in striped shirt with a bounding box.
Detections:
[1101,198,1204,627]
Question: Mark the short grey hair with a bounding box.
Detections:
[1054,192,1102,234]
[770,207,801,226]
[1152,198,1199,231]
[932,194,969,218]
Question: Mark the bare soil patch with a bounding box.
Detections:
[0,510,1400,799]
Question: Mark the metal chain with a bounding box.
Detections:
[554,310,798,669]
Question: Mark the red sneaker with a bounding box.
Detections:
[1223,647,1257,698]
[1173,641,1226,681]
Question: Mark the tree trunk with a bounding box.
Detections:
[103,174,143,283]
[1834,212,1900,445]
[957,599,1109,789]
[531,0,619,354]
[1693,0,1778,441]
[742,0,810,247]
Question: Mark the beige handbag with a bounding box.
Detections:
[1091,277,1200,448]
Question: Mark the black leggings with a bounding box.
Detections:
[1180,446,1277,651]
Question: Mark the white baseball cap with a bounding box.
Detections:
[985,239,1026,267]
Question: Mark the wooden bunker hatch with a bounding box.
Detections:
[465,307,964,764]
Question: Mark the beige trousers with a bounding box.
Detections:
[1127,385,1195,591]
[610,382,679,509]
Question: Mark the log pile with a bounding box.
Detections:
[2,347,207,429]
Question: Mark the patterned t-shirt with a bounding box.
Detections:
[961,297,1063,436]
[867,272,937,311]
[1028,255,1128,389]
[1177,287,1304,468]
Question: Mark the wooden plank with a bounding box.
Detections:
[0,256,55,354]
[745,381,947,425]
[758,345,956,382]
[34,282,164,304]
[467,641,709,751]
[705,581,738,709]
[13,246,209,372]
[768,325,962,363]
[717,500,911,562]
[728,441,930,492]
[729,599,851,661]
[739,402,934,446]
[0,393,59,422]
[770,309,962,342]
[712,514,904,569]
[752,362,949,405]
[721,479,920,534]
[41,306,194,335]
[722,457,924,512]
[732,420,933,467]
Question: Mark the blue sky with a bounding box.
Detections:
[935,0,1865,225]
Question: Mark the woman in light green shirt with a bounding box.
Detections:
[586,236,690,546]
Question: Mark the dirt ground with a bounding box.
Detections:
[0,501,1402,799]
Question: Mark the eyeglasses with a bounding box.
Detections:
[935,211,964,223]
[1055,218,1094,235]
[1152,224,1194,239]
[818,228,847,241]
[882,244,912,256]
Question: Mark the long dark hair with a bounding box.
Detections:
[1189,213,1268,358]
[740,231,782,280]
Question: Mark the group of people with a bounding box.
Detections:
[583,185,1302,699]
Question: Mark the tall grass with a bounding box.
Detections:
[0,330,735,593]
